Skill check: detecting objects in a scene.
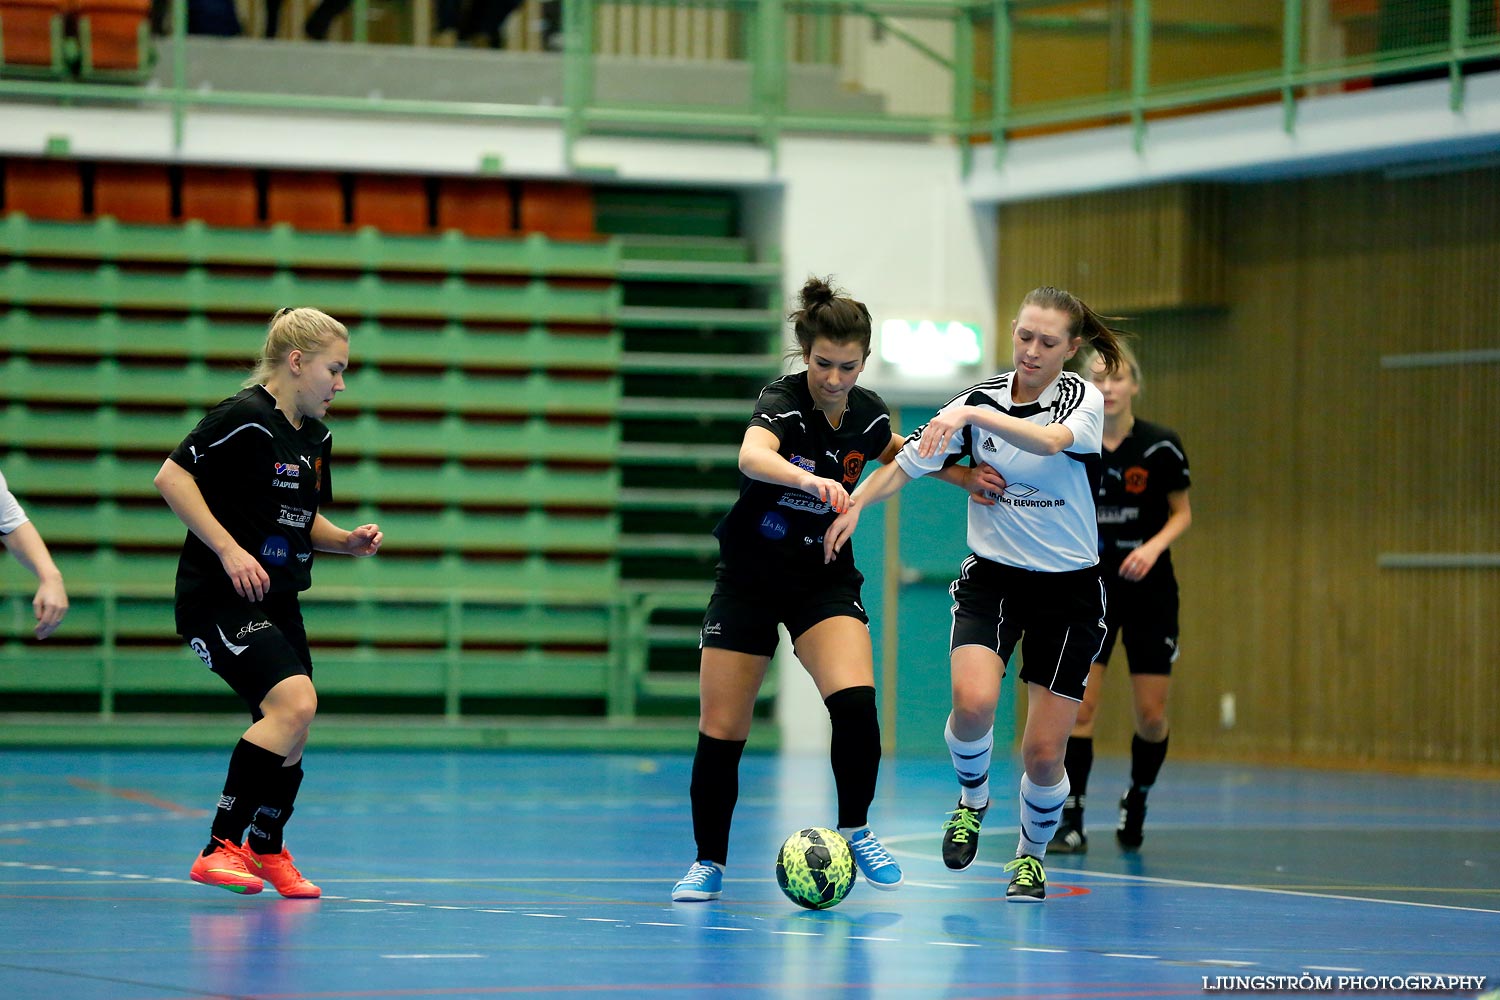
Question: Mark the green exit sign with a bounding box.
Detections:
[878,319,983,377]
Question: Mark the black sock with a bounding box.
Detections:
[825,686,879,830]
[1130,732,1170,792]
[689,732,746,867]
[1063,734,1093,819]
[246,759,304,855]
[205,739,286,855]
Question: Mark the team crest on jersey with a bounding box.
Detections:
[1124,466,1149,494]
[841,451,866,486]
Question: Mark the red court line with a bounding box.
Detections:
[66,777,201,815]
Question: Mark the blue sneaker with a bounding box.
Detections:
[842,827,903,890]
[671,861,723,901]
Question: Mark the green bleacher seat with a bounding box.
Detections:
[2,197,782,741]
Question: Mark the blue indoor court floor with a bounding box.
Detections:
[1,747,1497,1000]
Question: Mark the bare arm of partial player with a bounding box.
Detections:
[154,457,274,602]
[2,521,69,639]
[738,424,854,513]
[311,515,383,557]
[1117,489,1191,582]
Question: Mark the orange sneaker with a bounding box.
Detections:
[189,837,264,894]
[243,843,321,898]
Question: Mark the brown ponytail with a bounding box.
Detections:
[1020,286,1129,376]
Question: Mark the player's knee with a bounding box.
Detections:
[1136,711,1168,742]
[1020,740,1065,779]
[265,685,317,731]
[949,700,993,737]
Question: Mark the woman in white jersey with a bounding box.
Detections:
[824,286,1127,901]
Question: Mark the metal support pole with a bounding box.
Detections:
[1130,0,1149,153]
[171,0,187,151]
[954,0,975,174]
[752,0,786,165]
[992,0,1011,166]
[562,0,597,167]
[1282,0,1302,134]
[1451,0,1470,111]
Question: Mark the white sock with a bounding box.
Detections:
[1017,772,1070,860]
[838,825,871,842]
[944,715,993,810]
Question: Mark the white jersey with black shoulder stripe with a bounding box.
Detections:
[896,370,1103,573]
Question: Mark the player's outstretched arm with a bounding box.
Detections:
[823,461,912,564]
[930,463,1006,506]
[739,424,851,513]
[311,515,384,557]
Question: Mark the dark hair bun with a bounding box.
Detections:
[799,276,838,310]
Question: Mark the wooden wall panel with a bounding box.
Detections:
[998,183,1223,316]
[997,168,1500,770]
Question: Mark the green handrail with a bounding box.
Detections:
[2,2,1496,172]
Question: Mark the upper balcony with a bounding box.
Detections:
[3,0,1499,194]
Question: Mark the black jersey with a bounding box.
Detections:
[713,373,892,581]
[169,386,334,619]
[1096,417,1190,578]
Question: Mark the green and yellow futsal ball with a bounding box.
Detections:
[775,827,856,909]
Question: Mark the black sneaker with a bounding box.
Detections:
[1049,813,1087,854]
[941,800,988,871]
[1116,789,1147,850]
[1004,854,1046,902]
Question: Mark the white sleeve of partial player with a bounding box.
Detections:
[0,469,29,535]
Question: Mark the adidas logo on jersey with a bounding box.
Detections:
[981,437,998,453]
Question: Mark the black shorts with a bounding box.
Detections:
[948,555,1106,702]
[178,594,313,720]
[1096,570,1179,675]
[700,566,869,658]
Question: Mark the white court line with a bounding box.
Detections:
[878,832,1500,915]
[931,941,980,948]
[1104,953,1159,960]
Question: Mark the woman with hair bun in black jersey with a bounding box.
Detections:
[154,307,383,899]
[671,276,994,902]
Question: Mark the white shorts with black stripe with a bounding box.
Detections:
[947,554,1107,702]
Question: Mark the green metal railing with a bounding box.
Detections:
[1,2,1497,170]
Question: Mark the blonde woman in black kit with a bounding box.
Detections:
[1049,343,1191,854]
[155,308,382,897]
